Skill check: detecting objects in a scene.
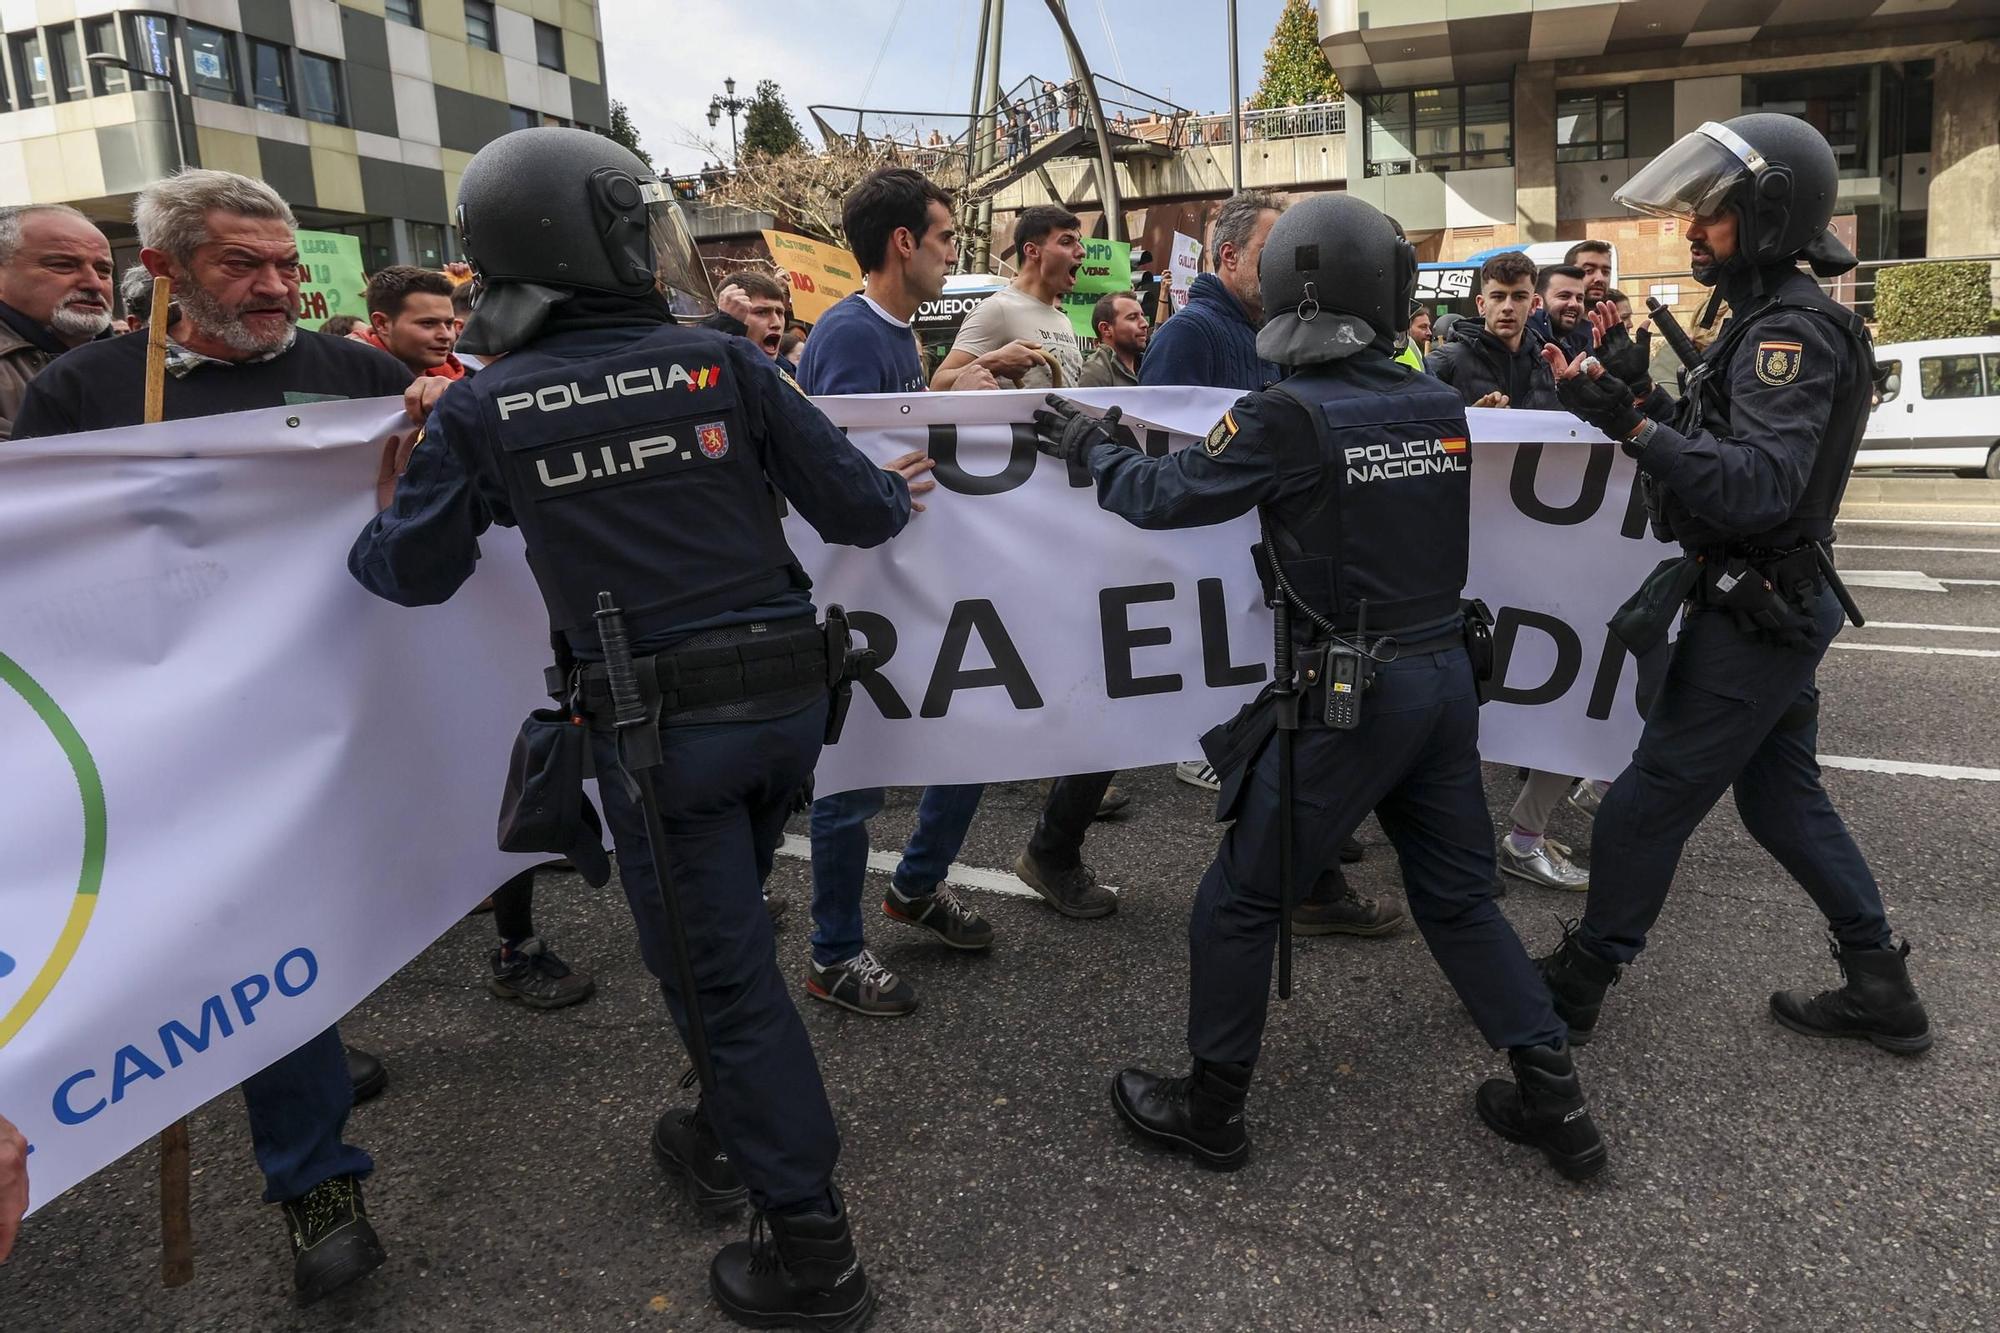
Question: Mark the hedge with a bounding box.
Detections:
[1875,261,1993,344]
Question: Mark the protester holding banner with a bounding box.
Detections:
[798,167,1013,1001]
[1540,113,1933,1058]
[1076,291,1147,387]
[1033,193,1605,1182]
[933,204,1086,391]
[353,129,932,1330]
[0,1112,23,1264]
[13,169,410,1305]
[0,204,116,440]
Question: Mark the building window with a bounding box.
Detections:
[506,104,536,132]
[186,23,238,103]
[299,52,344,125]
[50,24,87,101]
[534,21,564,70]
[410,222,449,267]
[465,1,497,52]
[131,13,174,78]
[1364,82,1512,177]
[11,32,51,108]
[1557,89,1626,162]
[251,40,291,115]
[85,18,127,94]
[386,0,421,27]
[1745,66,1873,178]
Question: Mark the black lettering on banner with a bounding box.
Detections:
[1198,578,1266,688]
[1488,607,1582,706]
[920,599,1045,717]
[1585,633,1632,721]
[926,422,1038,497]
[1102,583,1182,698]
[1509,442,1614,526]
[844,610,912,720]
[1106,419,1172,459]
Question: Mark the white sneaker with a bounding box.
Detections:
[1498,837,1590,890]
[1175,760,1220,793]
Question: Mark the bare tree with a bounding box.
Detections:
[708,141,971,249]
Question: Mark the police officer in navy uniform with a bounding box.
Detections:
[1032,194,1608,1181]
[350,128,928,1330]
[1540,114,1932,1056]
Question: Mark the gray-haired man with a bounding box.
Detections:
[12,169,408,1304]
[0,204,115,439]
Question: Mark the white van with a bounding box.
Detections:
[1857,336,2000,478]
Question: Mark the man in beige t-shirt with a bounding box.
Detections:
[933,204,1086,391]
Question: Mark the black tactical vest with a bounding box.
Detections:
[1262,371,1472,633]
[463,326,801,640]
[1664,268,1874,550]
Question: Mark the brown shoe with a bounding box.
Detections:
[1292,871,1405,937]
[1014,850,1118,919]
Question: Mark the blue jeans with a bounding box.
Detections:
[808,783,986,967]
[240,1023,372,1203]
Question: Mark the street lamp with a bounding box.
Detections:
[87,52,187,175]
[706,77,750,167]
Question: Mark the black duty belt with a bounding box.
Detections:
[579,616,828,727]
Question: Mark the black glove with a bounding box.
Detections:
[1596,322,1652,386]
[1032,395,1121,461]
[1556,366,1644,441]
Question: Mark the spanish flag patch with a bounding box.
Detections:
[1204,410,1239,457]
[1755,340,1803,386]
[1441,437,1469,454]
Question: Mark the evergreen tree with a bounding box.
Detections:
[607,99,654,170]
[1251,0,1343,110]
[742,80,806,158]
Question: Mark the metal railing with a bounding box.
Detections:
[1620,254,2000,328]
[1177,102,1345,147]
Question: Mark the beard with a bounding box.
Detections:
[176,282,298,355]
[48,295,112,340]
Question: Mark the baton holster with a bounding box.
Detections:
[822,604,879,746]
[1609,555,1702,657]
[1461,599,1496,703]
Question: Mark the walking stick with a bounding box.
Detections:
[143,273,195,1288]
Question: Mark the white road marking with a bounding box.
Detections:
[774,833,1117,900]
[1857,620,2000,635]
[1840,518,2000,528]
[1840,569,1947,592]
[1839,544,2000,554]
[1820,756,2000,783]
[1829,642,2000,658]
[1942,578,2000,587]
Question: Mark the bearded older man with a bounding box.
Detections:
[0,204,116,439]
[11,169,408,1305]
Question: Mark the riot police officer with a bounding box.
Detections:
[1542,114,1932,1056]
[1032,195,1607,1181]
[349,128,926,1330]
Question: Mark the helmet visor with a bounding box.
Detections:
[646,187,716,319]
[1612,122,1760,222]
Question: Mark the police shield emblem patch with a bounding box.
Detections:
[1204,411,1238,457]
[697,422,730,459]
[1755,340,1802,387]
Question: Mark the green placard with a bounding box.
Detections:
[295,230,368,324]
[1060,237,1133,342]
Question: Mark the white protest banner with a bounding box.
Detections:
[0,390,1663,1215]
[1165,232,1202,312]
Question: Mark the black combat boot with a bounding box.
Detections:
[280,1174,386,1305]
[1475,1041,1607,1181]
[1770,936,1932,1055]
[1538,922,1620,1047]
[1110,1059,1252,1170]
[709,1189,874,1332]
[653,1101,749,1216]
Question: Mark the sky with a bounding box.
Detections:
[600,0,1292,176]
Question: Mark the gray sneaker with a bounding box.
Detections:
[1498,838,1590,891]
[1014,850,1119,918]
[805,949,919,1017]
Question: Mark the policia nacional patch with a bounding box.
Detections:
[1205,410,1239,457]
[1755,340,1803,386]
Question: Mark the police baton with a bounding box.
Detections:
[1645,298,1702,371]
[595,592,717,1093]
[1272,595,1300,1002]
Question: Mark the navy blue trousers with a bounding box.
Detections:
[1187,647,1565,1066]
[240,1024,370,1202]
[594,700,840,1213]
[1580,588,1891,964]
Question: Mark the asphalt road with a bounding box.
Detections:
[6,479,1999,1332]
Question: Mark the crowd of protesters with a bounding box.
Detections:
[0,166,1661,1302]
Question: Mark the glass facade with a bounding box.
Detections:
[1365,82,1511,176]
[1557,89,1626,161]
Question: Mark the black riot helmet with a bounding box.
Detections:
[1615,113,1854,282]
[1256,194,1417,369]
[456,126,716,355]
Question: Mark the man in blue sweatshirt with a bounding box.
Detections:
[796,169,1011,1016]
